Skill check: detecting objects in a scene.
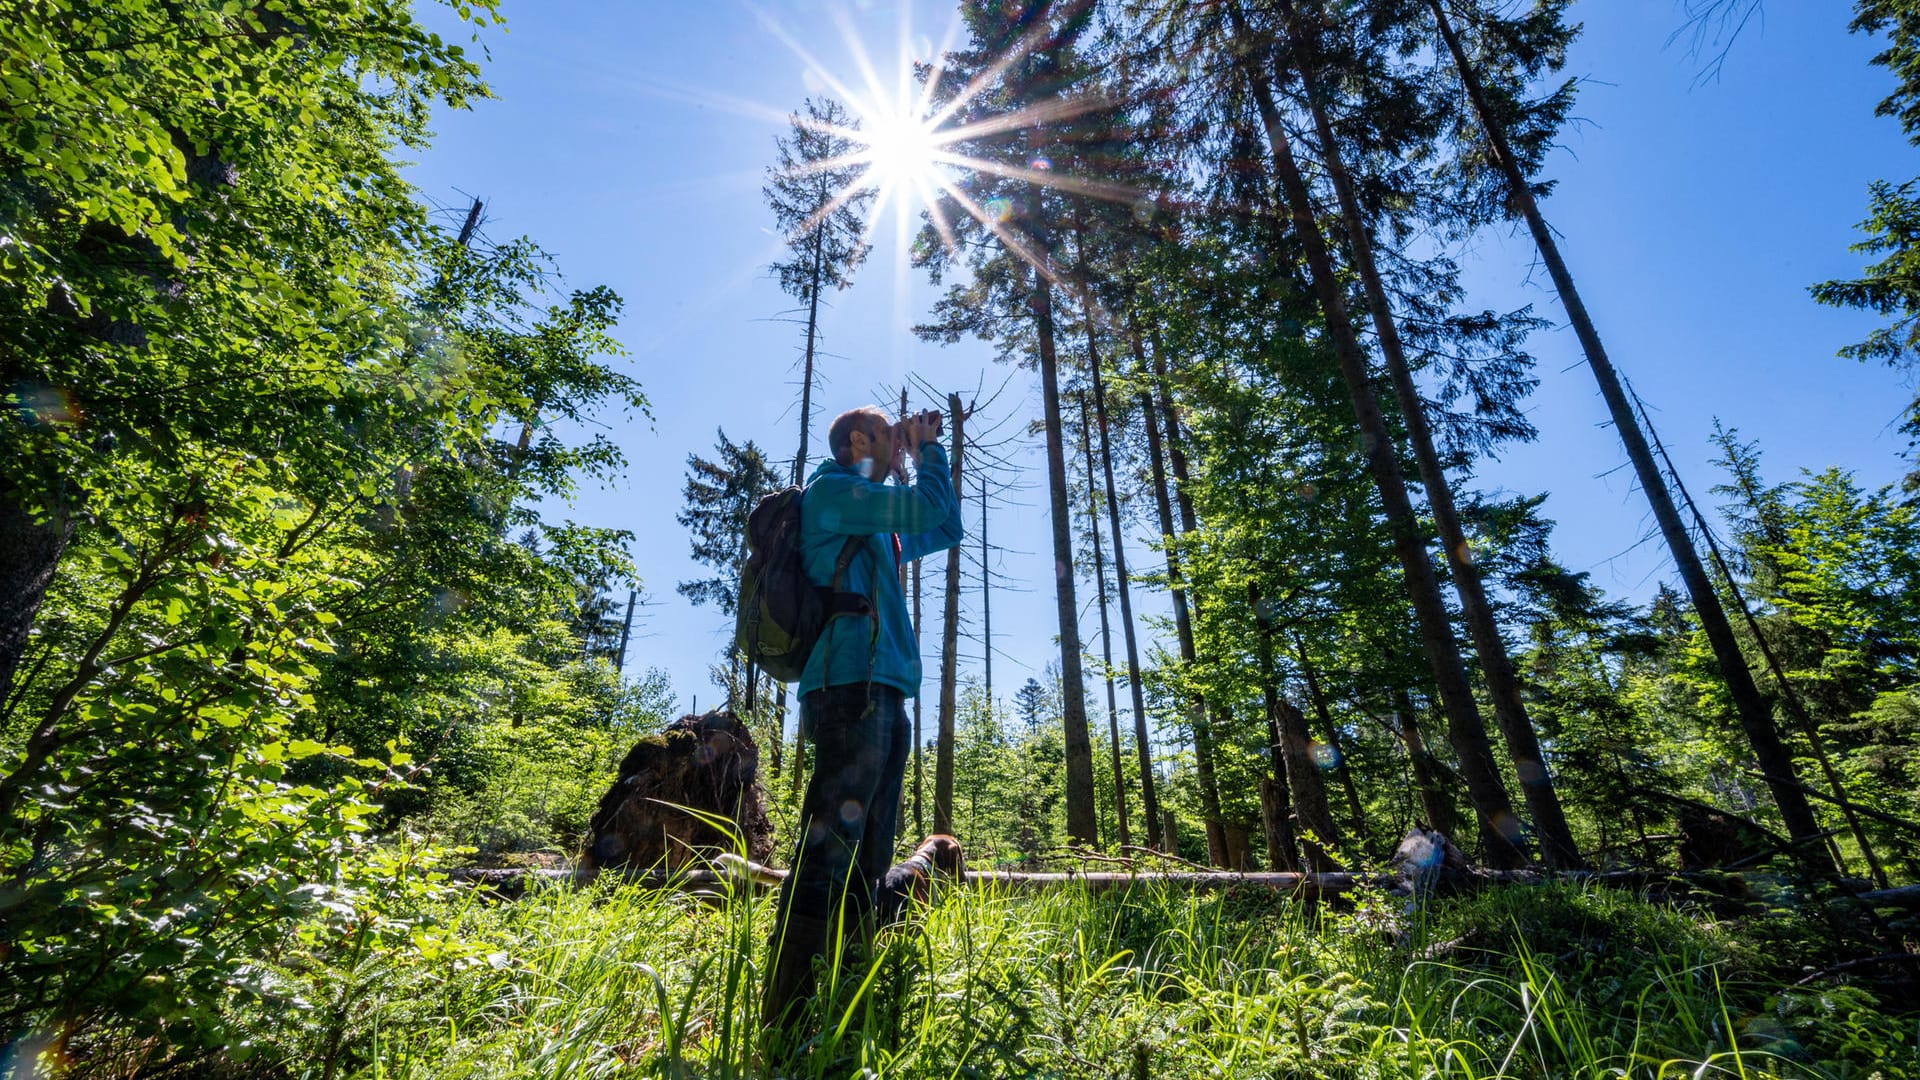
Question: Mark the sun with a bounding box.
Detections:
[756,3,1133,276]
[854,106,944,204]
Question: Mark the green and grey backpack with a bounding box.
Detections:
[734,487,870,682]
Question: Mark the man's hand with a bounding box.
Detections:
[899,409,941,450]
[889,409,944,482]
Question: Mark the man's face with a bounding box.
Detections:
[856,418,895,480]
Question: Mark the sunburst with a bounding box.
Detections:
[760,3,1138,283]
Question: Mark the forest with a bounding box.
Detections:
[2,0,1919,1077]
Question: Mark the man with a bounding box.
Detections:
[762,403,963,1042]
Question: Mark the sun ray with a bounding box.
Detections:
[917,174,960,255]
[931,174,1060,285]
[751,5,876,116]
[930,151,1140,205]
[924,15,1059,131]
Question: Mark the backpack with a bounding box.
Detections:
[735,487,871,683]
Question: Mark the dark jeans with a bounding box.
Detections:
[776,682,910,925]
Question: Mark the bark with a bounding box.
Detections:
[793,235,824,486]
[1294,638,1366,841]
[1098,312,1161,848]
[1260,778,1300,872]
[1080,391,1132,848]
[1279,699,1344,871]
[1251,591,1302,872]
[0,491,72,711]
[1033,270,1100,846]
[1139,327,1228,865]
[1423,0,1824,859]
[913,556,924,837]
[979,477,993,704]
[935,394,966,836]
[1278,0,1582,868]
[1394,686,1457,835]
[1229,4,1525,867]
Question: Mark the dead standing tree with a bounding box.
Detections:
[910,373,1025,836]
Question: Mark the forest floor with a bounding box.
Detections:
[191,872,1918,1079]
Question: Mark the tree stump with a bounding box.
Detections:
[579,710,775,875]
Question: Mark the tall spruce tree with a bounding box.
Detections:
[1212,0,1527,866]
[1424,0,1826,857]
[765,97,874,486]
[1269,0,1582,867]
[919,0,1105,845]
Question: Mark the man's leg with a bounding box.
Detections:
[763,684,890,1043]
[856,686,912,910]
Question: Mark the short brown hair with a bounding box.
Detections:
[828,406,889,464]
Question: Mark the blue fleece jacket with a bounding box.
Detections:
[798,441,964,697]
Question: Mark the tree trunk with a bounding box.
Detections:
[980,477,992,705]
[913,556,924,837]
[1279,1,1582,868]
[1260,780,1299,873]
[793,236,824,486]
[1035,267,1100,847]
[1080,391,1131,848]
[1251,594,1302,872]
[1294,637,1366,842]
[1423,0,1824,859]
[1229,6,1525,866]
[935,394,966,836]
[1252,585,1342,870]
[1098,315,1161,849]
[0,491,72,712]
[1138,325,1228,865]
[1395,685,1457,835]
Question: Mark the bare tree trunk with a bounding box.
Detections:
[1293,637,1366,841]
[1424,0,1823,860]
[1395,686,1457,835]
[1096,322,1162,849]
[1277,0,1581,868]
[1142,329,1228,865]
[1252,586,1342,870]
[1644,395,1887,886]
[979,477,992,706]
[935,394,966,836]
[1080,391,1131,848]
[1251,591,1302,872]
[1229,6,1525,867]
[913,556,924,837]
[793,236,825,486]
[0,493,72,712]
[1033,268,1100,847]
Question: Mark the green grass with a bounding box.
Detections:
[223,880,1916,1079]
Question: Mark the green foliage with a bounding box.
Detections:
[0,0,651,1062]
[172,878,1920,1079]
[1811,1,1920,479]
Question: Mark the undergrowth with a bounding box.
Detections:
[11,880,1917,1078]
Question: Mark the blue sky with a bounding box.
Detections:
[403,1,1915,718]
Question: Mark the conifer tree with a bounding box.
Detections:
[1270,0,1582,868]
[1424,0,1825,857]
[1214,0,1527,866]
[765,97,874,486]
[919,0,1104,845]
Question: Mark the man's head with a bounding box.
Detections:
[829,405,894,478]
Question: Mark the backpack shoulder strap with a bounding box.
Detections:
[828,533,865,592]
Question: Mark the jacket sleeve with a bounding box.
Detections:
[811,442,962,543]
[897,442,965,563]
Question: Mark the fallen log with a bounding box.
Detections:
[447,863,1531,897]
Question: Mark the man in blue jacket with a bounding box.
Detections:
[763,403,963,1043]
